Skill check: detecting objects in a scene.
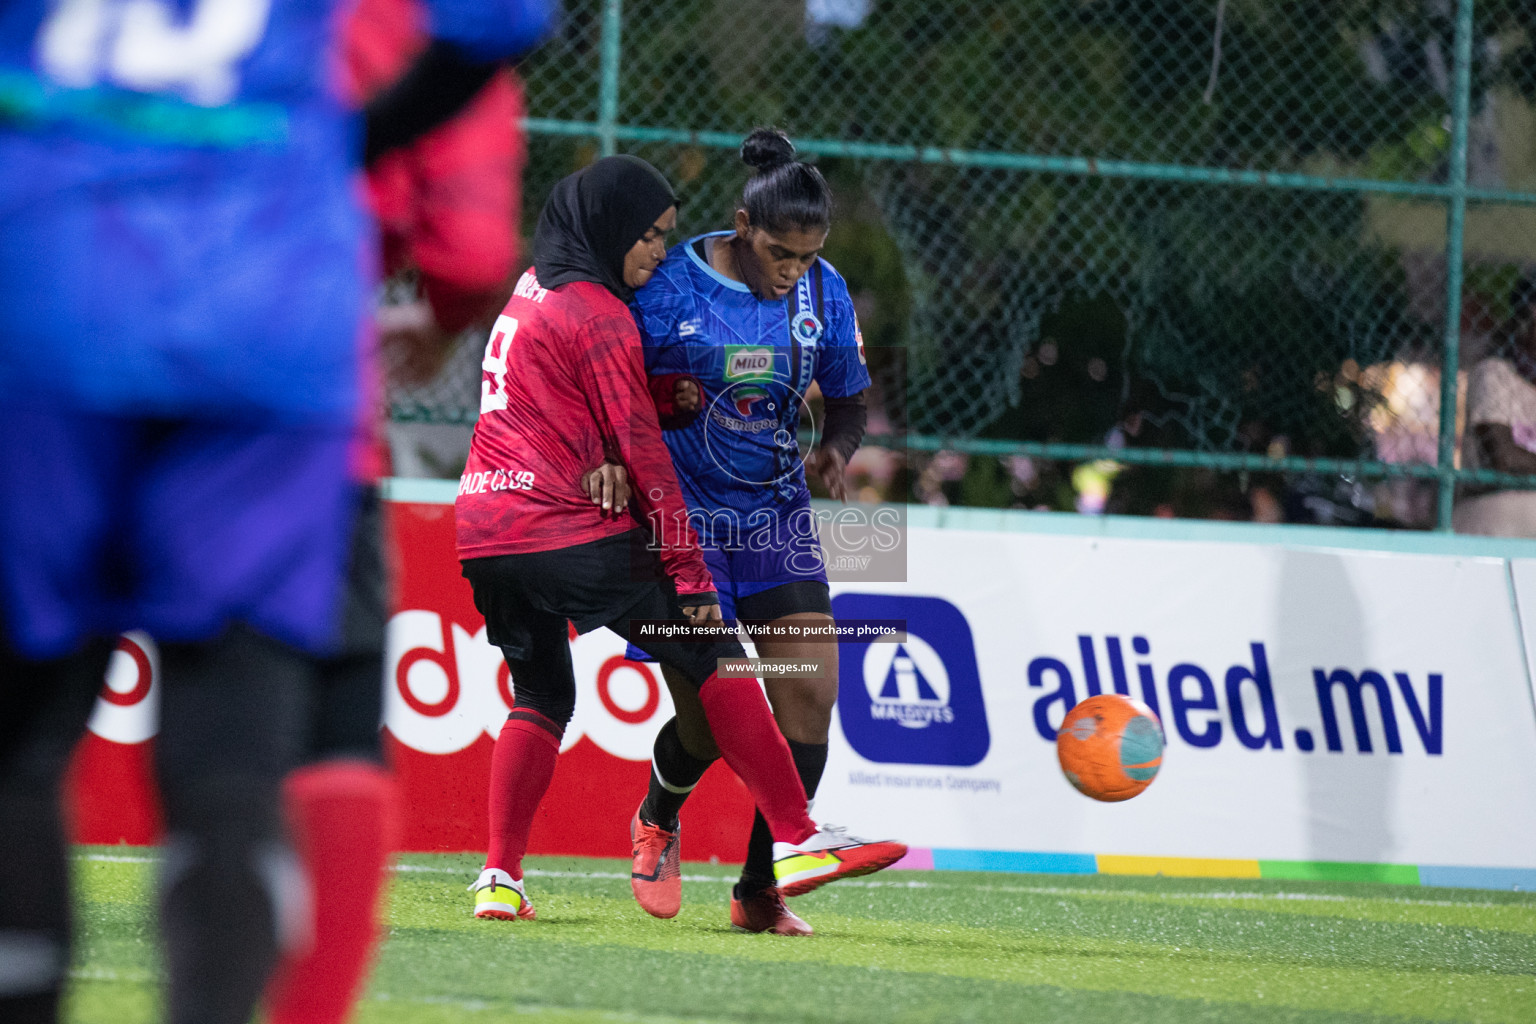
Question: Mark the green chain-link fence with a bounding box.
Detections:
[391,0,1536,529]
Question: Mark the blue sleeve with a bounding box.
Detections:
[630,268,687,373]
[815,274,872,399]
[422,0,558,61]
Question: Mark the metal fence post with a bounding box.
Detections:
[597,0,624,157]
[1437,0,1475,531]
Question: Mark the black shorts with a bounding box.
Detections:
[736,580,833,623]
[462,529,745,689]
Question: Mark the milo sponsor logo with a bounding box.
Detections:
[724,346,775,381]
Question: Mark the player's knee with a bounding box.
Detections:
[701,639,747,684]
[306,654,385,764]
[798,676,840,719]
[507,684,576,731]
[504,648,577,728]
[651,638,744,692]
[769,676,838,737]
[158,774,284,848]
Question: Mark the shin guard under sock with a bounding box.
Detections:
[738,739,828,895]
[159,780,302,1024]
[485,710,563,878]
[639,717,716,829]
[264,760,395,1024]
[695,674,814,844]
[154,627,310,1024]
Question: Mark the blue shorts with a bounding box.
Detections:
[626,496,829,662]
[0,406,358,660]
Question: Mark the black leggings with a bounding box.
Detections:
[0,639,112,1022]
[464,533,746,729]
[0,625,311,1024]
[305,487,386,763]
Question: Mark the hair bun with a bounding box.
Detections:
[740,128,796,172]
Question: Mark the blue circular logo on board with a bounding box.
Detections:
[791,311,823,344]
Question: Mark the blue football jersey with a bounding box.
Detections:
[0,0,552,423]
[631,231,871,515]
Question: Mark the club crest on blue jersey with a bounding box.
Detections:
[791,311,823,345]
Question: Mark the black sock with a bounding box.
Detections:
[639,718,715,830]
[155,626,309,1024]
[0,641,112,1022]
[737,738,828,898]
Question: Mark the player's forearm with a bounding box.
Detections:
[821,390,868,462]
[365,0,554,164]
[362,41,500,165]
[628,459,715,596]
[583,328,717,596]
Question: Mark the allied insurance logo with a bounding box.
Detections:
[832,594,990,766]
[867,639,953,727]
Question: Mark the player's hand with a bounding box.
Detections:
[680,602,723,627]
[809,448,850,502]
[580,461,630,516]
[674,377,702,413]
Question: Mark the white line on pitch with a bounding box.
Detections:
[369,991,734,1023]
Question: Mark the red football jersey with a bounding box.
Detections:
[456,272,716,596]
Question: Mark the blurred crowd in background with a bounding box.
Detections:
[382,0,1536,535]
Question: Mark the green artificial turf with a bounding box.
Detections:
[65,846,1536,1024]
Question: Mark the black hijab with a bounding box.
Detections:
[531,155,677,302]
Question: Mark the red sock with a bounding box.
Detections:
[697,673,815,844]
[265,760,395,1024]
[485,710,564,877]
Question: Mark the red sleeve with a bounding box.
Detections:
[574,313,717,597]
[408,73,525,333]
[647,372,704,430]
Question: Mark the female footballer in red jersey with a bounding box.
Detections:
[456,155,905,920]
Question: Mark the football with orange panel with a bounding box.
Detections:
[1056,694,1164,802]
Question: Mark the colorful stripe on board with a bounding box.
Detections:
[894,848,1533,891]
[1097,855,1262,879]
[1258,860,1419,885]
[1418,865,1536,890]
[930,849,1098,874]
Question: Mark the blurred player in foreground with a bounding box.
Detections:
[0,2,549,1022]
[458,154,905,921]
[260,4,543,1023]
[623,128,876,935]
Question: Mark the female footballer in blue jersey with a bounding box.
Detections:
[626,128,882,935]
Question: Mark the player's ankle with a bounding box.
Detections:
[637,800,677,832]
[733,877,775,901]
